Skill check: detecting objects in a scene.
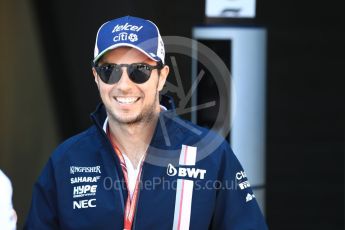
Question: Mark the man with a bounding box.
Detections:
[25,16,268,229]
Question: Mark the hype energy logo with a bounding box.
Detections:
[167,163,206,180]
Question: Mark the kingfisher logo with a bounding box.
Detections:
[167,163,206,180]
[70,166,101,174]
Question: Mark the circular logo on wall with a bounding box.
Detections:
[120,36,234,167]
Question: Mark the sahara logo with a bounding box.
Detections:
[71,176,101,184]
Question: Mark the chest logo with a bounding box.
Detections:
[167,163,206,180]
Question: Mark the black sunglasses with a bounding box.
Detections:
[93,62,163,84]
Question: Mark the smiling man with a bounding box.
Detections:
[93,47,169,169]
[25,16,268,230]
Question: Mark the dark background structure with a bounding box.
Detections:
[0,0,343,229]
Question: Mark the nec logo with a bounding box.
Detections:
[73,199,96,209]
[167,164,206,180]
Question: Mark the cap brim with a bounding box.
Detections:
[93,43,162,64]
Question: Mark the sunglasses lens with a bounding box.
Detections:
[96,63,158,84]
[97,65,122,84]
[128,64,151,84]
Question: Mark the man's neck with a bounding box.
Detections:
[108,113,159,169]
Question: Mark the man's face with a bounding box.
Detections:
[92,47,169,125]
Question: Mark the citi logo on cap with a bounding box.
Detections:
[112,23,143,33]
[113,32,138,43]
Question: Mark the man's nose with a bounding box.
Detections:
[115,67,135,90]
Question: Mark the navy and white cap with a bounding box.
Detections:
[93,16,165,64]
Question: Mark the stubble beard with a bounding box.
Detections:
[106,93,159,126]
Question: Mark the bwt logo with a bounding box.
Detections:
[167,164,206,180]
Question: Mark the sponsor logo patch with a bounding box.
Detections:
[113,32,138,43]
[71,176,101,184]
[73,199,96,209]
[73,185,97,198]
[112,23,143,33]
[70,166,101,209]
[167,163,206,180]
[246,193,255,202]
[70,166,101,174]
[235,170,247,180]
[238,180,251,190]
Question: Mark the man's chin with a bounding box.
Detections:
[106,104,157,125]
[111,114,142,125]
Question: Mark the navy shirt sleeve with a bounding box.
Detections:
[24,158,60,230]
[211,143,268,230]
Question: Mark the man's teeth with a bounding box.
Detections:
[115,97,139,104]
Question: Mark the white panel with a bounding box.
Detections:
[192,27,266,209]
[179,145,197,166]
[206,0,256,18]
[172,179,194,230]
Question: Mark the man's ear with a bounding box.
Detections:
[157,65,169,92]
[92,67,100,87]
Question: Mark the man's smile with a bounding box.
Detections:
[114,96,140,104]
